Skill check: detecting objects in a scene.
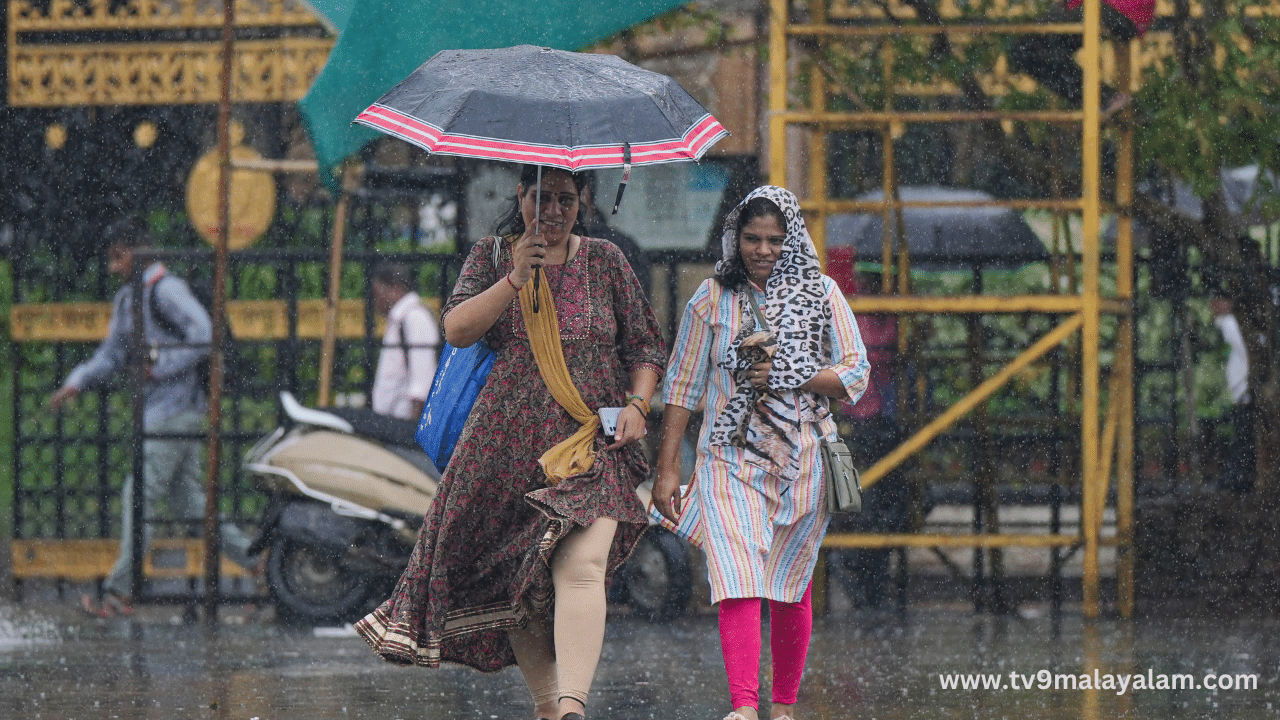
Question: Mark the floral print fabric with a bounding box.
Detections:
[355,236,666,672]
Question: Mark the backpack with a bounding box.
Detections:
[414,237,503,471]
[148,272,247,396]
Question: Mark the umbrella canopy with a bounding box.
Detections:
[1103,165,1280,247]
[826,186,1049,269]
[299,0,691,189]
[353,45,727,171]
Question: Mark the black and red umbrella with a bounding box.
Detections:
[355,45,727,178]
[353,45,727,309]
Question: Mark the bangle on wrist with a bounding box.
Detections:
[505,273,520,291]
[626,394,650,417]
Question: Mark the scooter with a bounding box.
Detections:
[244,392,438,625]
[245,392,691,625]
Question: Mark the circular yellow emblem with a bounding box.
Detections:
[134,121,158,148]
[186,136,276,250]
[46,123,67,150]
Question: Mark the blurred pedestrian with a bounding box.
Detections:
[48,216,256,617]
[1211,296,1254,493]
[355,165,666,720]
[651,186,869,720]
[579,171,652,298]
[370,262,441,420]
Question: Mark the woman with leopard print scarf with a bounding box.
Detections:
[652,185,870,720]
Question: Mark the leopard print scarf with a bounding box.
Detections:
[709,186,833,476]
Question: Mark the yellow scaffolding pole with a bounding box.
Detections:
[768,0,1130,618]
[861,313,1084,487]
[768,0,789,191]
[808,0,828,264]
[1079,0,1103,620]
[1114,36,1137,620]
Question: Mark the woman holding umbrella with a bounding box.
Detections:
[356,164,666,720]
[651,186,869,720]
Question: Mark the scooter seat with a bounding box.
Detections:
[326,407,422,450]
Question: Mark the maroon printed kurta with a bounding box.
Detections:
[356,236,666,672]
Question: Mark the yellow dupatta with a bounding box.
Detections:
[518,267,599,486]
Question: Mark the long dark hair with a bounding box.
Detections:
[714,196,788,291]
[493,164,590,239]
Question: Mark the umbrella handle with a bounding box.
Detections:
[611,143,632,215]
[532,165,541,312]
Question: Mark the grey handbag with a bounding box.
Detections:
[820,437,862,514]
[742,291,862,514]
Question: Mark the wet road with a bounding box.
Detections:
[2,597,1278,719]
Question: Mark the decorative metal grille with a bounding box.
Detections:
[7,0,332,106]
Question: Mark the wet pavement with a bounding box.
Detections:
[3,590,1278,720]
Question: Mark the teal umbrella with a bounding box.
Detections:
[299,0,691,189]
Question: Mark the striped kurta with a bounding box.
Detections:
[657,276,869,603]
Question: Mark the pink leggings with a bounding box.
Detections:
[718,582,813,710]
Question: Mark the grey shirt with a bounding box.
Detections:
[65,262,211,428]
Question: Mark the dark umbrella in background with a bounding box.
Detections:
[1103,164,1280,248]
[826,186,1049,270]
[354,45,728,308]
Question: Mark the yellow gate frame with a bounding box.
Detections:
[770,0,1136,618]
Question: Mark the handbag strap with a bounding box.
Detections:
[743,289,771,333]
[489,235,503,270]
[668,290,771,514]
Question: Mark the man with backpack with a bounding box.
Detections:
[370,262,441,420]
[48,216,257,617]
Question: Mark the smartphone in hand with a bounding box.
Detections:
[598,407,623,437]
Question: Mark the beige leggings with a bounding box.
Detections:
[508,517,618,709]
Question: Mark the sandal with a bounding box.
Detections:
[103,592,135,616]
[80,593,110,618]
[559,694,585,719]
[723,714,753,720]
[81,592,134,618]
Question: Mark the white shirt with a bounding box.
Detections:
[372,292,441,419]
[1214,313,1250,404]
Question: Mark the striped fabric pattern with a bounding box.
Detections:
[355,105,728,171]
[658,276,869,603]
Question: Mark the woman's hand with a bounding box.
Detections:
[605,403,646,450]
[798,368,850,399]
[651,464,684,524]
[748,360,772,390]
[509,231,548,288]
[651,402,692,524]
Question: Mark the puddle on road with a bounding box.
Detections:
[0,604,60,651]
[1,603,1277,719]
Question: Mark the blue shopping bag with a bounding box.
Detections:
[417,340,496,472]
